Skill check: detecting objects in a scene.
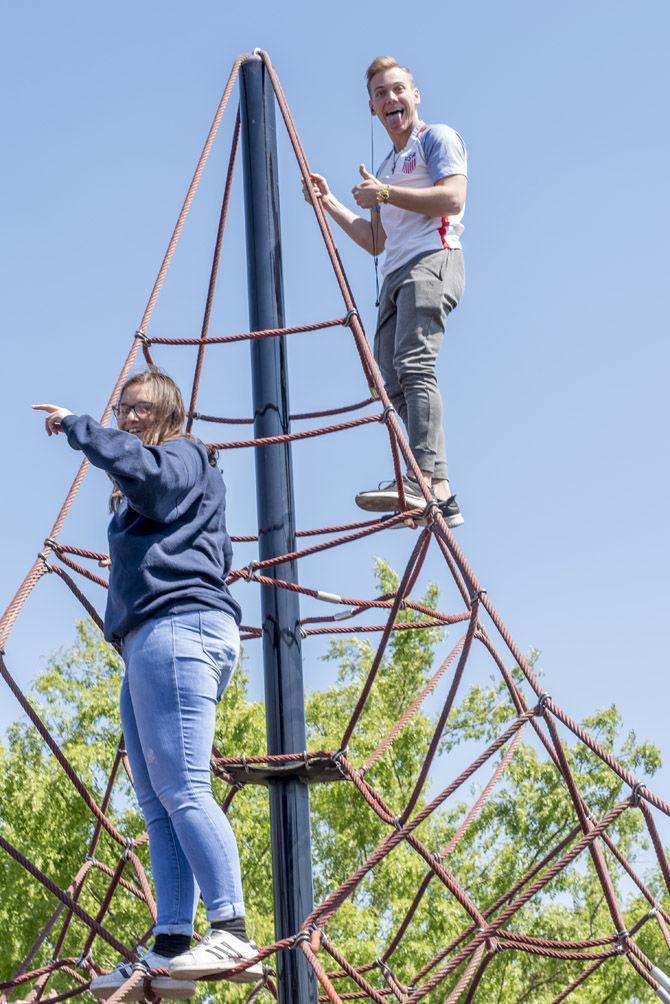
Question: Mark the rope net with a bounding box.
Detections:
[1,50,669,1003]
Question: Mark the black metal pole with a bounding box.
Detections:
[239,54,317,1004]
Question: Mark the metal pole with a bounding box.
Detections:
[239,54,317,1004]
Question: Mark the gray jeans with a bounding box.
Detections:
[374,248,464,481]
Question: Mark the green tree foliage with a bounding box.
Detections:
[0,561,668,1001]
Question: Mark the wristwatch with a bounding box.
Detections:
[376,185,391,204]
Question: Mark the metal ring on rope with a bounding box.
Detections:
[536,692,552,717]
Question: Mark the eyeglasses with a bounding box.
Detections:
[112,402,154,420]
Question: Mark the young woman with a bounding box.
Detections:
[34,370,263,997]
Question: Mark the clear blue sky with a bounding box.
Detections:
[1,0,669,829]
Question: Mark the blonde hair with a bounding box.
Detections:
[365,56,415,94]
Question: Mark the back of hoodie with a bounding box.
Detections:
[61,414,241,644]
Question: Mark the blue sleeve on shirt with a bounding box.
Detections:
[421,124,468,183]
[60,414,201,523]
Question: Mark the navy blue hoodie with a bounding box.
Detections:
[61,414,241,644]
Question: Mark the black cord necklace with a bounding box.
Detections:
[370,112,381,307]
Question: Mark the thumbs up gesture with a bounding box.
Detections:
[352,163,384,209]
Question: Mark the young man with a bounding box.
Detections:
[304,56,467,528]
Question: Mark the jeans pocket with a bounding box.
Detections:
[198,611,240,700]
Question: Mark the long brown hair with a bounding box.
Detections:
[118,368,186,446]
[110,368,216,511]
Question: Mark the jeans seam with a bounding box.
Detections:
[169,615,193,925]
[170,614,240,915]
[123,636,192,934]
[166,818,185,929]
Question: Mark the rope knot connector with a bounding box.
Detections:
[331,747,349,778]
[630,781,646,807]
[75,950,92,970]
[342,308,359,327]
[245,561,257,582]
[122,836,134,860]
[375,957,389,977]
[333,606,355,621]
[536,692,552,717]
[376,958,403,990]
[422,498,440,523]
[380,403,397,423]
[308,922,323,952]
[134,329,151,346]
[290,930,310,949]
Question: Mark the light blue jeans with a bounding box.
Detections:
[121,609,244,935]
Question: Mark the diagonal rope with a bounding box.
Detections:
[0,51,667,1004]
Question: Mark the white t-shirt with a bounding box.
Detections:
[376,121,467,276]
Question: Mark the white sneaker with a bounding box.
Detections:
[90,949,196,1000]
[170,928,264,984]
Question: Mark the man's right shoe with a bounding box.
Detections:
[90,950,196,1000]
[382,494,465,530]
[170,928,264,984]
[439,495,464,529]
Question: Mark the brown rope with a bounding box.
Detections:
[0,51,667,1004]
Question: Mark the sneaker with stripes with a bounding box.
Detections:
[90,949,196,1000]
[169,928,264,983]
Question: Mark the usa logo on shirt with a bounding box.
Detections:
[402,151,416,174]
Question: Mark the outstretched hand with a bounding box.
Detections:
[32,403,73,436]
[352,163,382,209]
